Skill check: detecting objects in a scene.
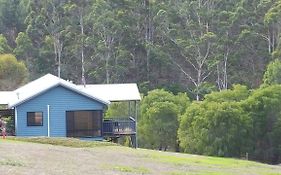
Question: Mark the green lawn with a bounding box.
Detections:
[0,137,280,175]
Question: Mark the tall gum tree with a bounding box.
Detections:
[157,0,218,100]
[25,0,67,78]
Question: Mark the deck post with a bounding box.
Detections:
[14,107,17,135]
[47,105,50,137]
[128,101,131,117]
[135,100,138,148]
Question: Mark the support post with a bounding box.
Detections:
[128,101,131,117]
[47,105,50,137]
[135,100,138,148]
[14,107,17,135]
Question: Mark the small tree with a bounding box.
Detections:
[0,54,28,90]
[138,89,189,150]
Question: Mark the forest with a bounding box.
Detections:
[1,0,281,164]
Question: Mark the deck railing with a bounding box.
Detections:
[103,117,136,135]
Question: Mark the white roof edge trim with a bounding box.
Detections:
[8,83,59,108]
[8,82,110,108]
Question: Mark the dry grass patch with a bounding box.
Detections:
[0,159,24,167]
[112,165,150,174]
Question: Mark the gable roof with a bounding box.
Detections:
[78,84,141,102]
[8,74,110,108]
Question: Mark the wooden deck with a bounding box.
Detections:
[102,117,136,136]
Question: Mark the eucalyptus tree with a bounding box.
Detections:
[0,0,28,46]
[88,0,134,84]
[264,0,281,55]
[25,0,68,78]
[229,0,273,88]
[156,0,219,100]
[13,32,36,77]
[63,0,93,83]
[264,0,281,60]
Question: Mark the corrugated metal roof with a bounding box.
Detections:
[0,91,13,105]
[78,84,141,102]
[0,74,141,107]
[6,74,110,108]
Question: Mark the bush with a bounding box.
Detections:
[138,89,189,151]
[178,101,252,157]
[243,85,281,164]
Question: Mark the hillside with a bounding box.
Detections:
[1,1,281,94]
[0,139,281,175]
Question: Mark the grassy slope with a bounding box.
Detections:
[0,137,281,175]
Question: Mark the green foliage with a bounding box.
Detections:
[204,84,249,102]
[263,59,281,85]
[0,0,27,41]
[179,84,251,157]
[140,101,179,150]
[0,54,28,90]
[0,0,277,92]
[105,102,129,119]
[139,89,189,150]
[243,85,281,164]
[178,101,252,157]
[14,32,33,60]
[179,83,281,164]
[0,34,11,54]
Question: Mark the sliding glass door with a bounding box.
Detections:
[66,110,102,137]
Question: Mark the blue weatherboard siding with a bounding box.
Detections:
[16,85,105,137]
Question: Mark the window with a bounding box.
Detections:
[27,112,43,126]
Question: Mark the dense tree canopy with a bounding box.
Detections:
[0,0,279,95]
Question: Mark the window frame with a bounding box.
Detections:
[27,112,43,126]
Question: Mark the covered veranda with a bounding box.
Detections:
[78,83,141,148]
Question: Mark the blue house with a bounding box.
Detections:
[0,74,140,142]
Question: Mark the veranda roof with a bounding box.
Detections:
[78,84,141,102]
[0,91,13,105]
